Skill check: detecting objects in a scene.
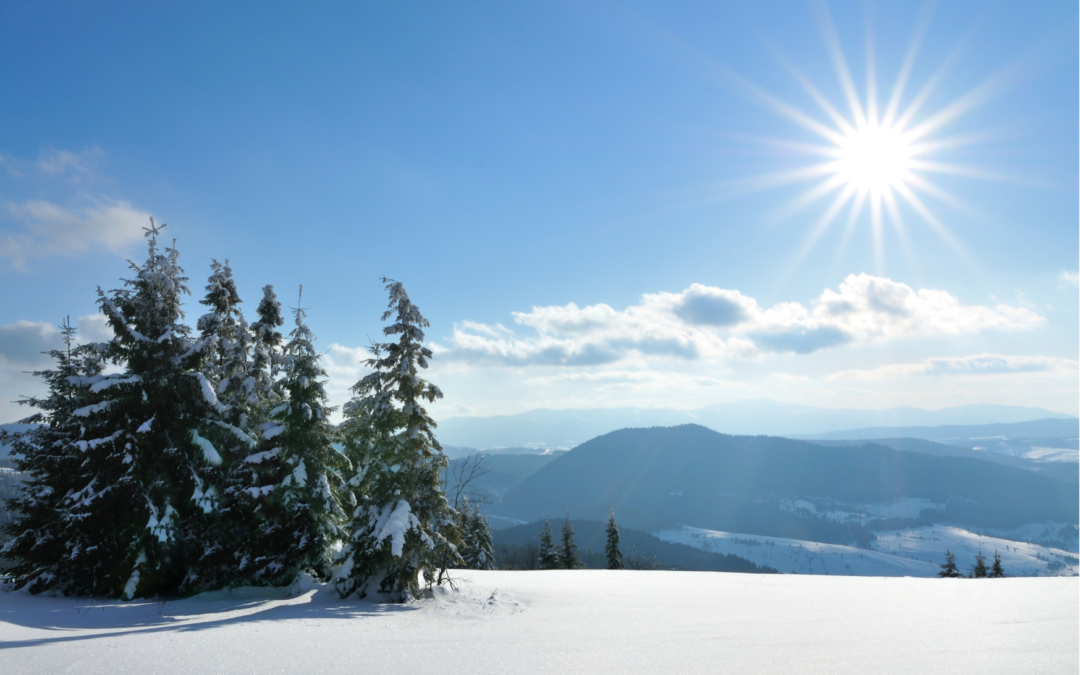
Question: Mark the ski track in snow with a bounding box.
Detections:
[0,571,1075,675]
[659,525,1080,577]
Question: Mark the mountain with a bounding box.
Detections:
[491,425,1078,539]
[435,400,1075,449]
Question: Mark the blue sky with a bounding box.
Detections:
[1,1,1076,422]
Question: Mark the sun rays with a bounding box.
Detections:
[707,2,1039,276]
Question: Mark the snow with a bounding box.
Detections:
[872,525,1079,576]
[371,499,421,557]
[0,571,1075,674]
[659,527,940,576]
[189,430,223,466]
[190,372,228,414]
[659,525,1080,577]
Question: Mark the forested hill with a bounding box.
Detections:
[493,425,1079,538]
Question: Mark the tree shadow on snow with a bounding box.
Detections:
[0,591,419,650]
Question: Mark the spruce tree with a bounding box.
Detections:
[972,547,988,578]
[605,509,624,570]
[220,284,290,585]
[0,318,106,593]
[989,550,1005,578]
[938,549,961,578]
[257,288,347,583]
[559,515,581,570]
[58,222,227,598]
[538,517,558,570]
[461,501,495,571]
[335,279,458,602]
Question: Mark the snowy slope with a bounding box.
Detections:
[658,527,941,576]
[872,525,1080,576]
[659,525,1080,577]
[1,571,1075,675]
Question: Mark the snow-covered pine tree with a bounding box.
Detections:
[255,288,347,583]
[0,318,107,593]
[538,517,558,570]
[989,550,1005,578]
[937,549,961,578]
[335,279,458,602]
[605,510,623,570]
[85,222,228,598]
[972,547,988,578]
[560,516,581,570]
[220,284,291,585]
[462,501,495,570]
[192,259,261,588]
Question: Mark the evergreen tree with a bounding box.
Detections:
[972,547,988,578]
[54,222,227,598]
[938,549,961,578]
[461,501,495,571]
[335,279,457,602]
[605,509,624,570]
[257,288,347,583]
[989,550,1006,578]
[219,284,290,585]
[559,515,581,570]
[538,517,558,570]
[0,318,106,593]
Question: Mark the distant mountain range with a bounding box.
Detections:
[489,425,1078,543]
[436,400,1076,450]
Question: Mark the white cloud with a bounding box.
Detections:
[830,354,1078,380]
[435,274,1043,367]
[36,146,105,181]
[0,320,62,369]
[1,198,152,269]
[1059,270,1079,288]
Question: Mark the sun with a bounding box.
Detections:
[835,123,913,195]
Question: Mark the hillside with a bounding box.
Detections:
[435,402,1075,449]
[493,425,1079,539]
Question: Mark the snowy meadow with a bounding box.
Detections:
[2,570,1076,675]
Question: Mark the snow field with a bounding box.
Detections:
[2,570,1076,675]
[660,525,1079,577]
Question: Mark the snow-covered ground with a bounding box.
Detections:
[873,525,1079,576]
[659,527,941,576]
[1,571,1075,675]
[659,525,1079,577]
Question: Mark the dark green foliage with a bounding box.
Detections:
[972,548,988,578]
[990,550,1006,578]
[605,510,623,570]
[459,500,495,570]
[938,549,961,578]
[538,517,558,569]
[257,291,348,582]
[335,280,457,602]
[0,319,105,594]
[559,515,581,569]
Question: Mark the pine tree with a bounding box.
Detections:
[256,288,347,583]
[972,547,988,578]
[59,222,228,598]
[538,517,558,569]
[989,550,1006,578]
[0,318,107,593]
[560,515,581,570]
[461,501,495,571]
[605,509,623,570]
[938,549,961,578]
[335,279,457,602]
[219,284,290,585]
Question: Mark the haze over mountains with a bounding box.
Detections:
[436,400,1075,450]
